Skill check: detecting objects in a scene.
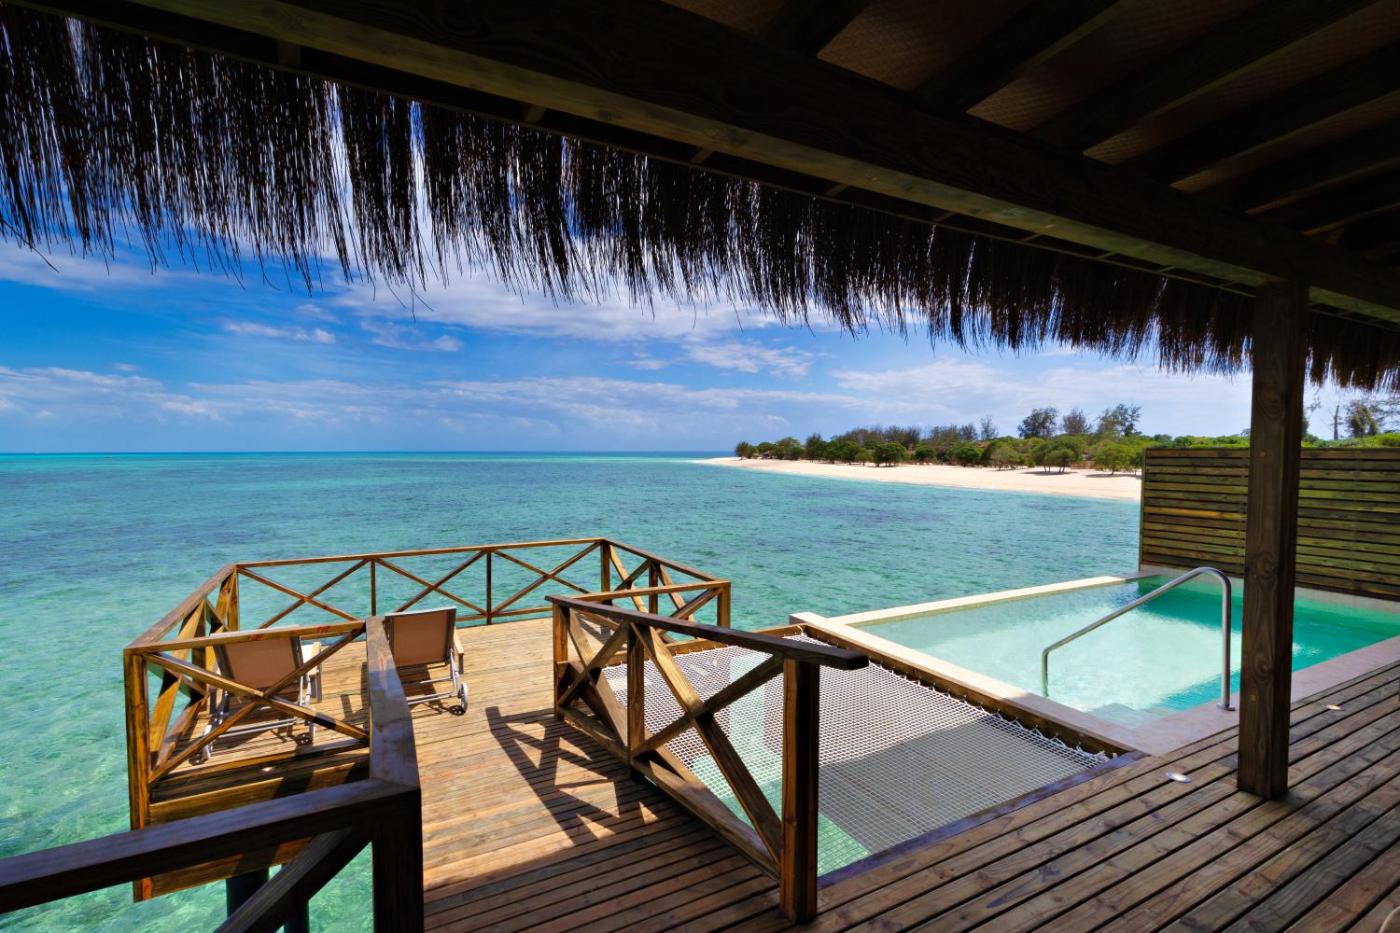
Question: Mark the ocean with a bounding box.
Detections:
[0,452,1138,930]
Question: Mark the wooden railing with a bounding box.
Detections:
[123,538,728,836]
[0,617,422,931]
[169,537,727,633]
[549,595,866,922]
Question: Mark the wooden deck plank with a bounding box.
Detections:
[889,696,1400,931]
[142,618,1400,931]
[1286,835,1400,931]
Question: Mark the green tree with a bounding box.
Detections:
[1036,443,1074,473]
[952,442,982,466]
[1097,403,1143,437]
[990,445,1020,470]
[913,444,936,463]
[734,441,755,459]
[1018,407,1059,439]
[755,441,775,458]
[830,441,860,463]
[853,447,874,465]
[1346,400,1380,437]
[874,441,906,466]
[1093,443,1131,474]
[804,433,828,461]
[1061,408,1091,435]
[774,437,803,460]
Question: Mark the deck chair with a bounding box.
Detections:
[384,607,468,714]
[196,636,322,763]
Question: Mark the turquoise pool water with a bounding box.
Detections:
[0,452,1138,931]
[856,577,1400,727]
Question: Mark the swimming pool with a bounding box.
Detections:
[845,576,1400,728]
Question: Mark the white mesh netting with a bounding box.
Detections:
[600,634,1104,874]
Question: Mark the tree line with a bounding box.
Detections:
[734,397,1400,473]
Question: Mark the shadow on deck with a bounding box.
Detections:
[420,619,1400,932]
[418,618,783,932]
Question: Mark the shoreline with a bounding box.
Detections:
[698,457,1142,501]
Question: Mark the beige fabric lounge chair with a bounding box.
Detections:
[196,636,322,763]
[384,607,468,714]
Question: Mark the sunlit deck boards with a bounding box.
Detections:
[420,617,780,931]
[426,625,1400,931]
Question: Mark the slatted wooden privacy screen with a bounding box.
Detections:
[1140,448,1400,599]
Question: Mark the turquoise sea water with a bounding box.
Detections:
[0,452,1143,930]
[860,577,1400,726]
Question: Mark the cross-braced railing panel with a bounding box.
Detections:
[128,538,727,640]
[549,596,866,923]
[123,538,727,848]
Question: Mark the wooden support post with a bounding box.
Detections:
[780,659,820,922]
[717,582,732,628]
[371,791,423,932]
[1238,280,1307,799]
[225,867,269,915]
[369,560,377,617]
[552,605,570,719]
[600,541,612,593]
[485,550,493,624]
[627,623,646,764]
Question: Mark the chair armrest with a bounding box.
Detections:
[452,631,466,676]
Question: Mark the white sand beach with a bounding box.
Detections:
[700,457,1142,501]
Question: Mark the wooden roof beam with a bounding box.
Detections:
[912,0,1121,114]
[1259,171,1400,236]
[761,0,868,56]
[1127,40,1400,184]
[34,0,1400,325]
[1032,0,1377,152]
[1203,123,1400,214]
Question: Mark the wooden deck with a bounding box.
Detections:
[149,618,1400,930]
[416,621,1400,931]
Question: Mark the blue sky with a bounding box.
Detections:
[0,241,1365,452]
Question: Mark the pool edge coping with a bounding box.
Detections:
[809,570,1400,758]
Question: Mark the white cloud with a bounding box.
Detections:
[331,273,780,344]
[0,242,188,292]
[224,321,335,344]
[359,319,462,352]
[0,366,225,422]
[829,357,1253,435]
[682,340,816,377]
[295,302,340,323]
[112,362,141,372]
[625,354,670,371]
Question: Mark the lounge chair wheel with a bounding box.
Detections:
[190,750,206,765]
[297,733,313,746]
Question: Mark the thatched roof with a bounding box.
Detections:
[1,4,1396,389]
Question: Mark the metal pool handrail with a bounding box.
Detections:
[1041,567,1234,711]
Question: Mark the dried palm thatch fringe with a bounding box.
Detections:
[0,5,1395,389]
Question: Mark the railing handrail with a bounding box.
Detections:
[549,595,868,670]
[130,537,725,649]
[126,619,367,655]
[1040,567,1234,710]
[129,563,238,648]
[234,536,722,581]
